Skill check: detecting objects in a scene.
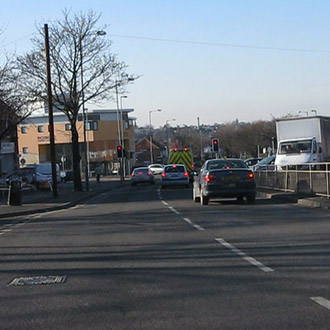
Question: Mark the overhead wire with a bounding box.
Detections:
[109,33,330,54]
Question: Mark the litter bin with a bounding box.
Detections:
[7,179,22,206]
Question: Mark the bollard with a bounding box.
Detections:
[7,179,22,206]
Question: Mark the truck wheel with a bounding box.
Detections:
[200,190,209,205]
[193,187,200,203]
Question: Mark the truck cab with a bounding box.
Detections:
[275,137,322,169]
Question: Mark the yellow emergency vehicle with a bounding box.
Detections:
[168,148,194,179]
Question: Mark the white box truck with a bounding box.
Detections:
[275,116,330,169]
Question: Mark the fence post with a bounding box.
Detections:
[296,165,299,194]
[326,163,329,198]
[309,164,313,194]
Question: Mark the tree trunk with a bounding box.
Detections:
[71,124,83,191]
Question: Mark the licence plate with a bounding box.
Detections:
[222,176,239,182]
[227,183,236,188]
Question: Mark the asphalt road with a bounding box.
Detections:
[0,180,330,330]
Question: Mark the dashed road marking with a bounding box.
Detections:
[215,238,274,273]
[161,200,168,206]
[168,206,180,215]
[183,217,205,231]
[311,297,330,311]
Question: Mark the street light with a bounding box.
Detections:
[80,30,106,191]
[115,77,135,182]
[149,109,162,164]
[166,118,176,159]
[120,95,128,176]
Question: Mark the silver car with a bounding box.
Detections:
[148,164,164,175]
[130,167,155,186]
[161,164,190,188]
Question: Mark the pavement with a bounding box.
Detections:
[0,176,127,219]
[257,188,330,210]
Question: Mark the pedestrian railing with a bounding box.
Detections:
[254,163,330,198]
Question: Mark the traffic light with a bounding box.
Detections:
[212,138,219,152]
[117,145,123,157]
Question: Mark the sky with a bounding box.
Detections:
[1,0,330,128]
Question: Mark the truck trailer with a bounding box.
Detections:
[275,116,330,169]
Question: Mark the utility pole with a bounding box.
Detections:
[44,24,58,198]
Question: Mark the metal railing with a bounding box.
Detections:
[254,163,330,198]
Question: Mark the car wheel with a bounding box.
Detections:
[200,190,209,205]
[246,193,256,204]
[237,196,244,203]
[193,186,200,203]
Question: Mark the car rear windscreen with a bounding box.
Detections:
[165,166,185,173]
[134,168,149,174]
[207,160,247,170]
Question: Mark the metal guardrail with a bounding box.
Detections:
[254,162,330,198]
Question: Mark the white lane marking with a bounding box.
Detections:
[193,224,205,231]
[161,200,168,206]
[183,218,205,231]
[0,232,5,235]
[311,297,330,311]
[183,217,193,225]
[215,238,274,273]
[168,206,180,215]
[2,229,12,232]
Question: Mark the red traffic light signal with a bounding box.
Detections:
[212,138,219,152]
[117,145,123,157]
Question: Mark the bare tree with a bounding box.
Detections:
[0,56,35,144]
[16,10,135,191]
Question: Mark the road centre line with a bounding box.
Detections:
[215,238,274,273]
[161,200,168,206]
[183,217,205,231]
[310,297,330,311]
[168,206,180,215]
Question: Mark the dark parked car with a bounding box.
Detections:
[193,158,256,205]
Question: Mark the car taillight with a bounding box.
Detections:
[161,173,166,178]
[203,174,215,182]
[131,173,135,177]
[147,171,152,176]
[247,173,254,179]
[183,171,188,177]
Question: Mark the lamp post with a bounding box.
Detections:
[115,77,134,182]
[197,117,203,160]
[120,95,127,176]
[149,109,162,164]
[166,118,176,160]
[80,30,106,191]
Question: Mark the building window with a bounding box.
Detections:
[90,121,98,131]
[21,127,27,134]
[124,121,129,129]
[38,125,43,133]
[22,147,28,154]
[65,123,71,131]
